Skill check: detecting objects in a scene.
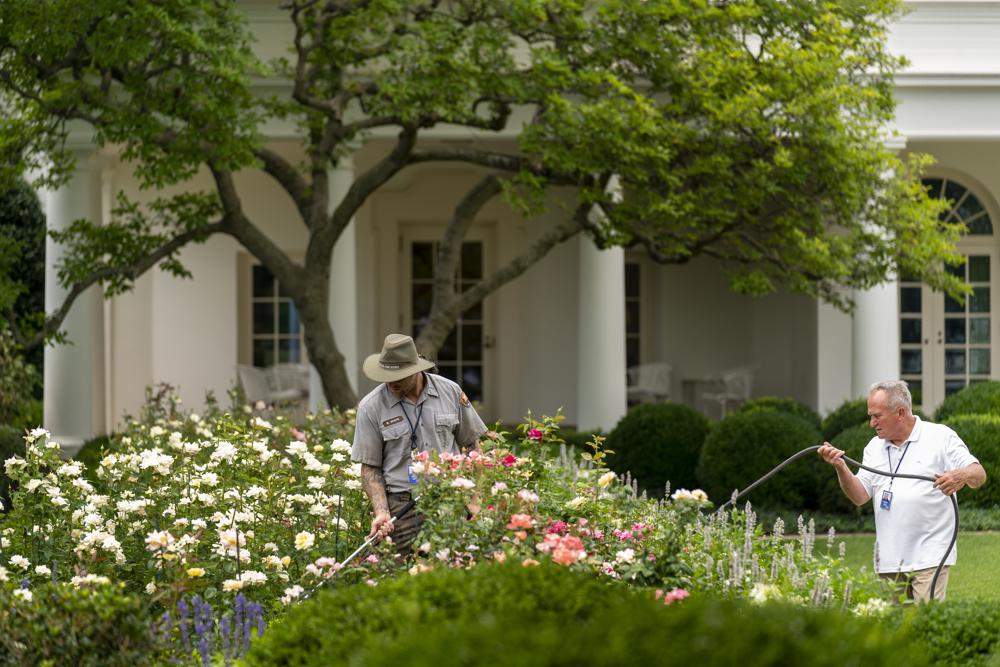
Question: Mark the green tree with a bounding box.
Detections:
[0,178,46,373]
[0,0,965,409]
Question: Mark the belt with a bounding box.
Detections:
[387,490,413,500]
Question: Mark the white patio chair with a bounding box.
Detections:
[626,362,673,404]
[236,364,272,404]
[266,363,310,402]
[702,366,755,418]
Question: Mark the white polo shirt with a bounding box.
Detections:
[856,417,979,573]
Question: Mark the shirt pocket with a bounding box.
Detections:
[380,422,412,460]
[434,413,459,451]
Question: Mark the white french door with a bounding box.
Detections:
[400,225,496,417]
[900,249,998,412]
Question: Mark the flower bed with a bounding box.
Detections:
[0,398,891,664]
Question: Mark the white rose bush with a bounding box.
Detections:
[0,398,390,663]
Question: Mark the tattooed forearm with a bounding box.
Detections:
[360,463,389,514]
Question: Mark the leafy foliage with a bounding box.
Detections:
[935,381,1000,422]
[606,403,710,496]
[895,599,1000,667]
[941,414,1000,509]
[0,424,24,513]
[737,396,822,431]
[0,178,45,368]
[822,398,870,441]
[0,580,163,666]
[0,327,40,428]
[248,561,920,667]
[0,0,969,407]
[697,410,824,510]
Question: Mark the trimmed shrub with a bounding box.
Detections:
[942,414,1000,509]
[816,423,876,515]
[246,562,637,667]
[822,398,869,441]
[361,596,925,667]
[737,396,822,430]
[606,403,710,496]
[697,410,823,510]
[0,424,24,512]
[935,380,1000,422]
[898,599,1000,667]
[0,582,162,666]
[247,561,925,667]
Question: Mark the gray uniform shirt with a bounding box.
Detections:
[351,373,488,493]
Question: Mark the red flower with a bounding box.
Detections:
[501,454,518,467]
[527,428,543,441]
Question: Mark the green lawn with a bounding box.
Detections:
[835,531,1000,600]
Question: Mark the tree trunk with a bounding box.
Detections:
[415,303,460,360]
[297,277,358,410]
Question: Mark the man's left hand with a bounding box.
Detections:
[933,470,968,496]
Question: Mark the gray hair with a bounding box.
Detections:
[868,380,913,414]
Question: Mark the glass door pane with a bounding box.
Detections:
[943,254,991,397]
[409,240,486,403]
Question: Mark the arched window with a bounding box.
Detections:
[923,177,993,235]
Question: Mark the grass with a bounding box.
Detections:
[834,531,1000,600]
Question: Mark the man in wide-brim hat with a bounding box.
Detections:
[351,333,487,553]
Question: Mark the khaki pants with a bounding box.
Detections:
[386,491,422,557]
[880,566,950,603]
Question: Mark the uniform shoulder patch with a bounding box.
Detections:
[460,392,470,407]
[382,415,405,428]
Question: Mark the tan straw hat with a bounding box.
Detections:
[362,333,435,383]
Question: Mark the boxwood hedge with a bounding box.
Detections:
[696,410,824,511]
[606,403,710,496]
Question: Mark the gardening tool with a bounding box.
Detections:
[300,494,420,601]
[717,445,959,601]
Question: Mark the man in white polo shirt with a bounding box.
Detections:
[818,380,987,601]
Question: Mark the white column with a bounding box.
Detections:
[849,137,906,401]
[816,299,854,414]
[576,235,627,432]
[43,151,103,452]
[852,283,899,397]
[310,156,359,412]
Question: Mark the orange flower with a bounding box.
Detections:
[506,513,535,530]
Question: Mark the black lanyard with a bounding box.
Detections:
[401,401,424,453]
[886,442,910,491]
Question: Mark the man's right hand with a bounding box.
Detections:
[369,510,394,539]
[817,442,847,468]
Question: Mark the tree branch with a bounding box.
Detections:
[310,125,419,264]
[22,221,226,354]
[434,174,504,312]
[255,147,312,228]
[461,207,588,318]
[209,166,305,298]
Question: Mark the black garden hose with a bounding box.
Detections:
[301,495,420,601]
[716,445,958,601]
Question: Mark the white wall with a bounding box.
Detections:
[651,257,819,412]
[109,142,310,423]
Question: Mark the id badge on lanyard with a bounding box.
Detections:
[880,442,909,511]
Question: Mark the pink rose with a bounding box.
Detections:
[501,454,519,467]
[506,513,535,530]
[527,428,543,441]
[662,588,689,605]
